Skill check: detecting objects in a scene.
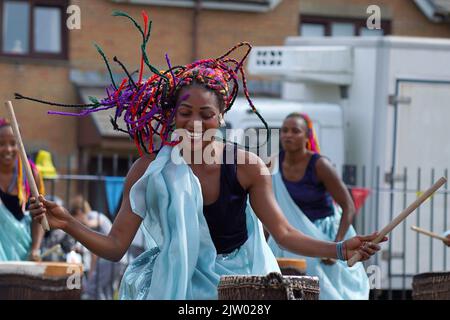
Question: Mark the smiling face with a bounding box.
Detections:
[0,125,18,168]
[280,116,309,153]
[174,84,222,151]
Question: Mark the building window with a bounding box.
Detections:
[1,0,68,59]
[301,23,326,37]
[331,22,355,37]
[300,15,391,37]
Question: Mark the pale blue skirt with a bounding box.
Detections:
[0,202,32,261]
[119,146,280,300]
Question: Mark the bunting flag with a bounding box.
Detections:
[104,176,125,216]
[350,187,371,214]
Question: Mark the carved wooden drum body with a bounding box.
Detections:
[0,262,83,300]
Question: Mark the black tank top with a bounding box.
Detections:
[0,188,24,221]
[280,152,334,222]
[203,144,248,254]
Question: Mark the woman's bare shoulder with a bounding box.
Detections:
[125,154,157,185]
[236,148,270,169]
[315,155,336,174]
[235,148,270,189]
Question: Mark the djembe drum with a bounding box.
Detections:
[0,262,83,300]
[412,272,450,300]
[218,272,319,300]
[276,258,307,276]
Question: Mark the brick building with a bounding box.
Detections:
[0,0,300,175]
[298,0,450,37]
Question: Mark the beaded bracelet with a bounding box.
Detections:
[336,241,346,261]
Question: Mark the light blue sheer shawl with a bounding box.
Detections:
[119,146,280,300]
[268,168,370,300]
[0,202,32,261]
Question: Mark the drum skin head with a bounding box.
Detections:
[276,258,307,271]
[0,262,83,277]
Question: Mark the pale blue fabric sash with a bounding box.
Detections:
[119,146,280,300]
[0,202,31,261]
[268,169,370,300]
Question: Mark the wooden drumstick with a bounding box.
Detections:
[5,101,50,231]
[347,176,447,267]
[40,244,62,259]
[411,225,448,242]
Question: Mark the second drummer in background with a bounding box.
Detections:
[267,113,370,300]
[0,118,46,262]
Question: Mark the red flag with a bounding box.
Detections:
[350,187,371,214]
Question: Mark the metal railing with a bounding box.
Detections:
[348,165,449,299]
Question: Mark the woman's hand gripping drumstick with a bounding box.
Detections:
[347,177,447,267]
[5,101,50,231]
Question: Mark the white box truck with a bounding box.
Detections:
[246,36,450,293]
[223,97,345,176]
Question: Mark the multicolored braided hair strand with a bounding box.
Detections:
[15,11,269,155]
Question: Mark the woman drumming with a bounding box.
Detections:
[268,112,370,300]
[444,231,450,247]
[0,118,45,261]
[26,11,385,300]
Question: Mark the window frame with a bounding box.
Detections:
[0,0,68,60]
[300,15,391,37]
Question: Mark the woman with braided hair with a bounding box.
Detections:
[0,118,45,261]
[27,11,385,299]
[267,113,370,299]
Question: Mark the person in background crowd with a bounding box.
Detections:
[69,195,126,299]
[267,113,370,300]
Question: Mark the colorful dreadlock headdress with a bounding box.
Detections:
[0,118,45,210]
[300,113,321,153]
[15,10,268,156]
